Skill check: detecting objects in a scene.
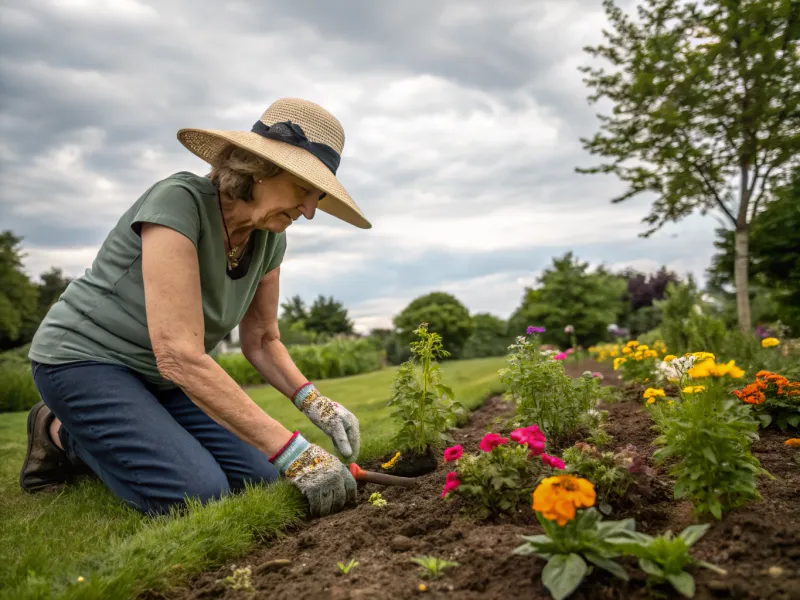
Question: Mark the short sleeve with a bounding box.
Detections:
[264,232,287,275]
[130,181,201,248]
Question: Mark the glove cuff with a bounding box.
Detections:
[269,432,310,473]
[292,382,319,410]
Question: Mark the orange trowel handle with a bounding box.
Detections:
[349,463,419,488]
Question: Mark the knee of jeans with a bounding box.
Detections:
[141,470,231,515]
[228,457,280,492]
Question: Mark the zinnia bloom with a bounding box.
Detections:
[784,439,800,448]
[762,337,780,348]
[541,453,565,469]
[553,352,568,361]
[441,471,460,498]
[479,432,509,452]
[643,388,666,400]
[526,326,546,335]
[510,425,546,456]
[443,445,463,462]
[533,475,596,526]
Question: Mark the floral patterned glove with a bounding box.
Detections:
[270,432,357,517]
[292,383,360,459]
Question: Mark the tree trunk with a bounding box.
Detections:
[733,225,751,333]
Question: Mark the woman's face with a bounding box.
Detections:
[249,171,323,233]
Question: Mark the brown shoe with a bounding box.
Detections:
[20,401,72,493]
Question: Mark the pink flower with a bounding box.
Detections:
[565,348,575,355]
[510,424,546,445]
[443,444,463,462]
[479,432,509,452]
[541,453,565,470]
[553,352,567,361]
[591,372,604,380]
[564,325,574,334]
[441,471,460,498]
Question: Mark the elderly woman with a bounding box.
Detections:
[20,98,369,518]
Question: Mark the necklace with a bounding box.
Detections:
[218,196,250,269]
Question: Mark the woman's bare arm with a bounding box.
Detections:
[140,223,292,456]
[238,266,308,398]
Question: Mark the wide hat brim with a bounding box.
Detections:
[176,128,371,229]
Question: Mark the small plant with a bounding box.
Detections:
[614,340,664,384]
[409,555,460,579]
[733,370,800,430]
[611,524,726,598]
[388,324,466,455]
[651,366,769,518]
[337,559,359,575]
[500,333,602,442]
[368,492,387,508]
[441,426,564,519]
[514,475,634,600]
[562,443,655,514]
[217,565,254,592]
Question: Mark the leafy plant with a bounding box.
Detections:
[611,524,726,598]
[515,513,633,600]
[614,340,665,384]
[336,559,359,575]
[733,370,800,431]
[500,334,601,442]
[388,324,466,455]
[217,565,254,592]
[368,492,387,508]
[442,426,560,519]
[409,556,459,579]
[562,443,654,514]
[651,376,769,518]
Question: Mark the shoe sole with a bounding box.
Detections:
[19,401,45,493]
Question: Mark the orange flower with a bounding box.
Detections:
[733,381,767,405]
[533,475,596,526]
[785,439,800,448]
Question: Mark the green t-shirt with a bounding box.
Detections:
[29,171,286,388]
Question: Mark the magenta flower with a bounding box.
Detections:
[541,453,565,470]
[443,444,463,462]
[526,326,546,335]
[511,424,546,457]
[479,432,509,452]
[553,352,567,361]
[592,372,604,380]
[441,471,460,498]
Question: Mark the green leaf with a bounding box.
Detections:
[758,414,773,427]
[701,446,717,465]
[667,572,696,598]
[542,554,587,600]
[436,383,455,400]
[639,558,664,578]
[585,553,628,581]
[599,502,613,516]
[787,415,800,427]
[709,501,723,520]
[679,524,710,547]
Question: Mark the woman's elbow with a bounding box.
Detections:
[152,341,204,385]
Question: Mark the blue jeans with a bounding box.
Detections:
[31,360,279,515]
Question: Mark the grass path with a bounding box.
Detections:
[0,357,506,599]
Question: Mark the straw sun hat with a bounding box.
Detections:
[177,98,370,229]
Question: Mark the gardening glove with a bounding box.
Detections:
[291,383,360,460]
[270,432,357,517]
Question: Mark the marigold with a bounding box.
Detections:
[664,354,677,362]
[682,385,706,394]
[533,475,595,526]
[622,346,632,355]
[613,357,627,370]
[691,352,715,361]
[644,350,659,359]
[643,388,666,400]
[626,340,640,348]
[784,439,800,448]
[761,337,780,348]
[689,359,744,379]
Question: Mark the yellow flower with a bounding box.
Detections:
[682,385,706,394]
[689,359,744,379]
[622,346,632,355]
[785,438,800,448]
[646,397,656,405]
[381,452,401,470]
[626,340,640,348]
[533,475,596,526]
[418,583,428,592]
[762,337,780,348]
[638,345,649,351]
[77,577,85,583]
[643,388,666,400]
[613,357,627,370]
[667,400,674,405]
[645,350,659,359]
[691,352,715,361]
[664,354,677,362]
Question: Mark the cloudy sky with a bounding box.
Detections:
[0,0,719,332]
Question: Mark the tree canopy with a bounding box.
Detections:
[393,292,474,359]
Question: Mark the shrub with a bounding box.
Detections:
[461,313,511,359]
[388,324,466,455]
[500,333,602,443]
[393,292,474,359]
[650,368,768,519]
[441,425,564,519]
[0,365,39,413]
[613,340,667,384]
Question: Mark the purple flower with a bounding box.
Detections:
[526,326,546,335]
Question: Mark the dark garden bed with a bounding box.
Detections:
[163,362,800,600]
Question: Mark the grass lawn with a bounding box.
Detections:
[0,357,506,599]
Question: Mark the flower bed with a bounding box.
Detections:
[169,361,799,600]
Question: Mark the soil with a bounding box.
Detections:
[166,361,800,600]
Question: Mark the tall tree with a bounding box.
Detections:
[393,292,474,359]
[279,295,308,326]
[578,0,800,332]
[305,295,354,336]
[0,231,39,350]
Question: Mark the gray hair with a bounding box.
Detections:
[208,145,282,202]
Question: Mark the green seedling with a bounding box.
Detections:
[217,565,254,591]
[409,555,460,579]
[368,492,387,507]
[337,559,359,575]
